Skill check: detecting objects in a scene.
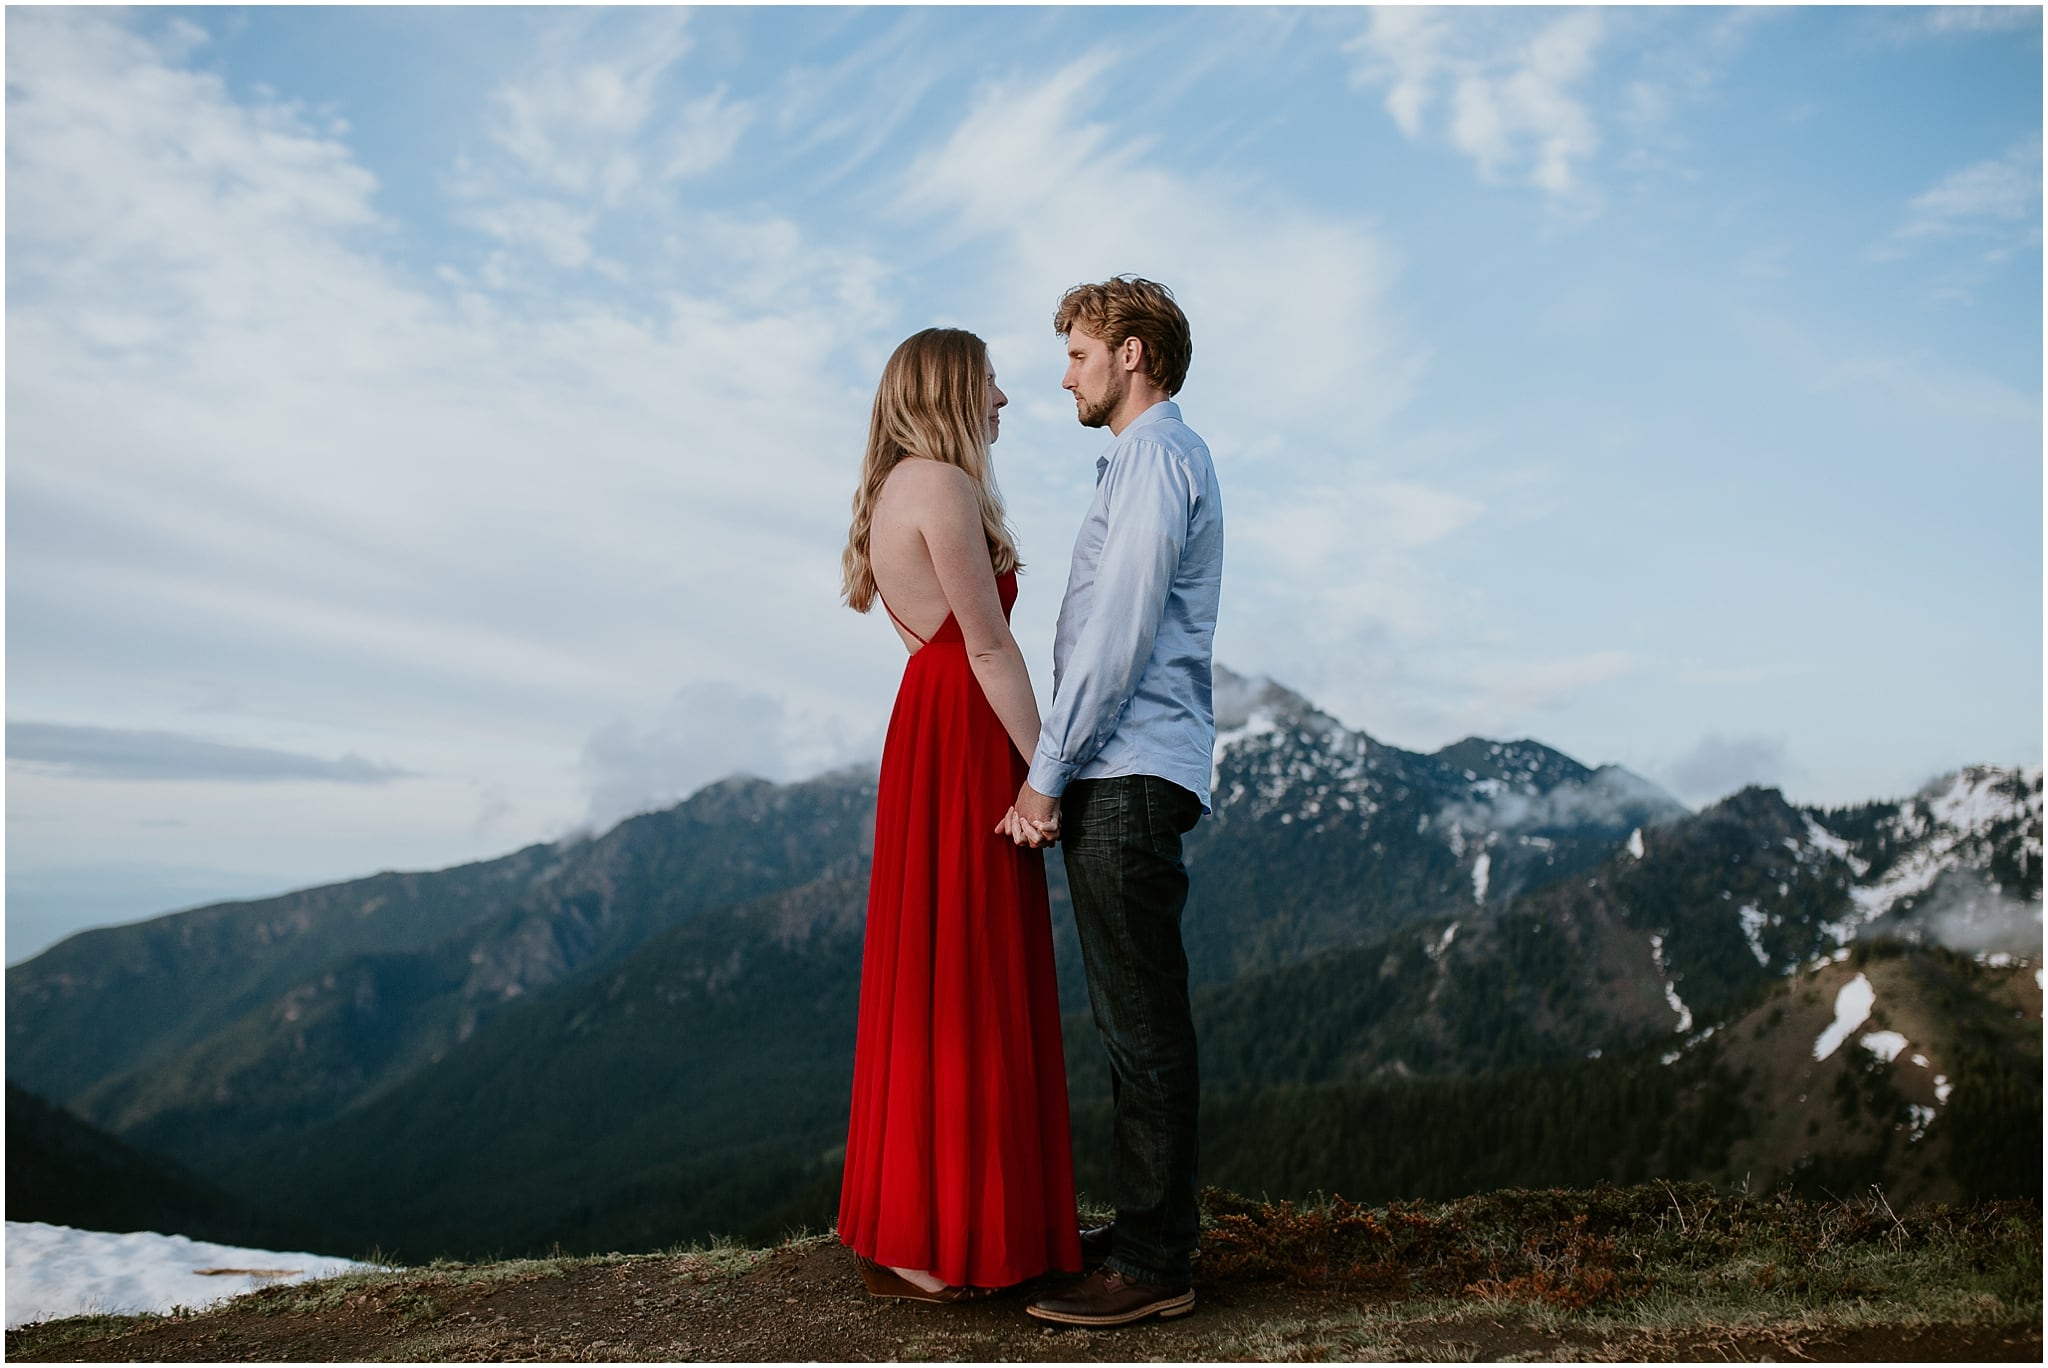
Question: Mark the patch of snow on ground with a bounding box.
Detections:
[1627,828,1644,859]
[2037,969,2045,991]
[1648,934,1692,1033]
[1800,816,1865,870]
[1471,852,1490,905]
[1934,1074,1953,1104]
[5,1222,375,1329]
[1911,1053,1930,1068]
[1737,904,1769,966]
[1812,973,1875,1061]
[1907,1104,1936,1140]
[1428,922,1460,961]
[1860,1030,1908,1063]
[1929,765,2034,836]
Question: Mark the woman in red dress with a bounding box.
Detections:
[836,328,1083,1301]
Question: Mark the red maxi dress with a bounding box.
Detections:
[838,568,1083,1288]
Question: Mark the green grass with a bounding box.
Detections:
[1197,1180,2041,1337]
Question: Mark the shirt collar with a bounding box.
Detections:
[1095,400,1182,475]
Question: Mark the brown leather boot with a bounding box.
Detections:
[1025,1267,1195,1326]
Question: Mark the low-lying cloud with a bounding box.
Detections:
[6,722,409,784]
[1663,733,1789,805]
[1438,764,1682,837]
[1895,869,2044,958]
[581,681,863,833]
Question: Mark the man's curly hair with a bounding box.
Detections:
[1053,276,1192,397]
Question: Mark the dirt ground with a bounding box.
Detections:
[9,1236,2041,1363]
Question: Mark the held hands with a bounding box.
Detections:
[997,806,1059,848]
[994,781,1061,849]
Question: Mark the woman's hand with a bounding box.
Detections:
[994,806,1060,849]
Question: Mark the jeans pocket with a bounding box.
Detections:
[1061,780,1116,860]
[1138,778,1199,863]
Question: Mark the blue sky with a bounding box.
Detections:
[6,5,2041,962]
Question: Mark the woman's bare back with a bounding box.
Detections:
[870,460,968,652]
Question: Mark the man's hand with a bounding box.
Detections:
[994,783,1061,849]
[1014,781,1058,828]
[995,806,1058,848]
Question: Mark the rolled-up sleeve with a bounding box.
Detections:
[1027,442,1193,797]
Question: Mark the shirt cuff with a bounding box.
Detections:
[1026,752,1079,800]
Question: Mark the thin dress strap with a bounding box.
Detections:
[878,594,928,646]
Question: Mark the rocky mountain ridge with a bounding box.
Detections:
[7,668,2038,1257]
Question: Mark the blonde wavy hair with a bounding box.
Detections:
[841,328,1020,613]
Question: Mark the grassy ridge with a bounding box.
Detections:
[8,1184,2038,1363]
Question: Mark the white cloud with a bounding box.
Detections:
[447,9,754,279]
[1878,6,2042,42]
[6,723,409,784]
[899,52,1420,431]
[1452,650,1639,726]
[461,197,599,269]
[663,89,753,180]
[485,10,693,200]
[580,680,882,831]
[6,9,902,884]
[1892,134,2043,251]
[581,683,785,829]
[1346,7,1607,199]
[1663,733,1790,805]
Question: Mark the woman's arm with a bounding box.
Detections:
[911,463,1044,764]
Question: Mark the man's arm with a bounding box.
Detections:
[1024,442,1195,804]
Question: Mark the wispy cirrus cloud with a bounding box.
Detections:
[1345,7,1607,201]
[1874,5,2042,44]
[1884,134,2043,261]
[447,9,754,284]
[898,52,1418,429]
[7,723,409,784]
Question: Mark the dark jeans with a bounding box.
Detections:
[1061,774,1203,1288]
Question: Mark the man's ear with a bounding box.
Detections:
[1119,335,1145,375]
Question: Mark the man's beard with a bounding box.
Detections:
[1075,372,1124,429]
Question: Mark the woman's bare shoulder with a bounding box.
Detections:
[884,456,974,494]
[881,458,977,517]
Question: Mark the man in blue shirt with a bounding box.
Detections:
[1009,276,1223,1327]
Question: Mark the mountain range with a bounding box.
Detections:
[9,666,2040,1259]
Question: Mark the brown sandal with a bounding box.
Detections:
[855,1255,995,1304]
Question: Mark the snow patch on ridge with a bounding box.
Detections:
[1737,904,1769,967]
[1427,921,1460,961]
[1816,768,2043,948]
[1907,1104,1936,1140]
[5,1222,375,1329]
[1813,973,1875,1060]
[1648,934,1692,1033]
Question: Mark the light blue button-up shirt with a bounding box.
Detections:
[1027,400,1224,811]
